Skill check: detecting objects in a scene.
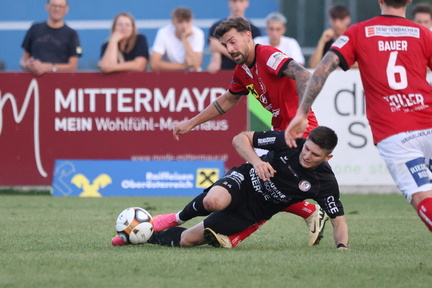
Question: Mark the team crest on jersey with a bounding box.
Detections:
[332,35,349,48]
[298,180,311,192]
[266,52,288,70]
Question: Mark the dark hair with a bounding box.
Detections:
[308,126,338,153]
[214,17,251,39]
[383,0,409,9]
[329,4,350,19]
[172,7,193,21]
[412,3,432,17]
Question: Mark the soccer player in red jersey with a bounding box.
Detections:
[112,17,328,248]
[286,0,432,232]
[162,17,325,248]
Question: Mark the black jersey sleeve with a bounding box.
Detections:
[314,172,345,219]
[252,131,305,151]
[253,131,284,150]
[329,48,349,71]
[252,131,303,151]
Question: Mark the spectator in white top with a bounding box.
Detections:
[254,12,305,65]
[150,7,204,71]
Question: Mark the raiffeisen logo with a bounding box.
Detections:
[71,173,112,197]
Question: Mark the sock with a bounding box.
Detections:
[178,192,210,221]
[282,201,316,219]
[416,197,432,231]
[148,227,187,247]
[228,220,267,247]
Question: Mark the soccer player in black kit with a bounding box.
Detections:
[145,126,349,250]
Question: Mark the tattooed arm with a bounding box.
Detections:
[284,51,340,147]
[280,59,311,98]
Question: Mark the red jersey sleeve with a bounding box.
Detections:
[329,25,359,71]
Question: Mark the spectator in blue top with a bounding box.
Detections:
[20,0,82,76]
[99,12,149,73]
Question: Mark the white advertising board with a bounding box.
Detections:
[311,69,395,187]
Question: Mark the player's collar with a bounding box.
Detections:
[379,14,406,19]
[247,44,259,69]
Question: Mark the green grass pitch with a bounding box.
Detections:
[1,191,431,288]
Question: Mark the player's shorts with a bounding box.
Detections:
[377,128,432,203]
[203,166,283,235]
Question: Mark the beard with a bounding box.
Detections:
[229,51,247,65]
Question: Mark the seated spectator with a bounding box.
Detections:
[254,12,304,65]
[207,0,261,73]
[98,12,149,73]
[20,0,81,76]
[309,4,351,68]
[412,3,432,30]
[150,7,204,71]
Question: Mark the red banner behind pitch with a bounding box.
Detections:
[0,72,247,186]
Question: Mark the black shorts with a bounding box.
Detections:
[203,166,284,235]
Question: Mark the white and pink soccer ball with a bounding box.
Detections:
[115,207,154,244]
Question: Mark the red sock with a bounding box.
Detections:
[282,201,317,219]
[228,220,267,247]
[417,197,432,231]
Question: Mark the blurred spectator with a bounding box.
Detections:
[20,0,81,76]
[0,60,5,71]
[150,7,204,71]
[98,12,149,73]
[309,4,350,68]
[254,12,304,65]
[412,3,432,30]
[207,0,261,73]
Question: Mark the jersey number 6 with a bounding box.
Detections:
[386,51,408,90]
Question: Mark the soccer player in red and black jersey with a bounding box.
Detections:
[168,17,324,247]
[286,0,432,233]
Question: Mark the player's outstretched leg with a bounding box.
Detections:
[112,227,188,247]
[153,213,185,232]
[153,192,211,232]
[148,227,187,247]
[283,202,329,246]
[416,197,432,231]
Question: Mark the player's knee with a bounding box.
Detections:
[203,196,225,211]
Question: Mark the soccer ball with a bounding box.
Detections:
[115,207,154,244]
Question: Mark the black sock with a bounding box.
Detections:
[178,192,211,221]
[148,227,187,247]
